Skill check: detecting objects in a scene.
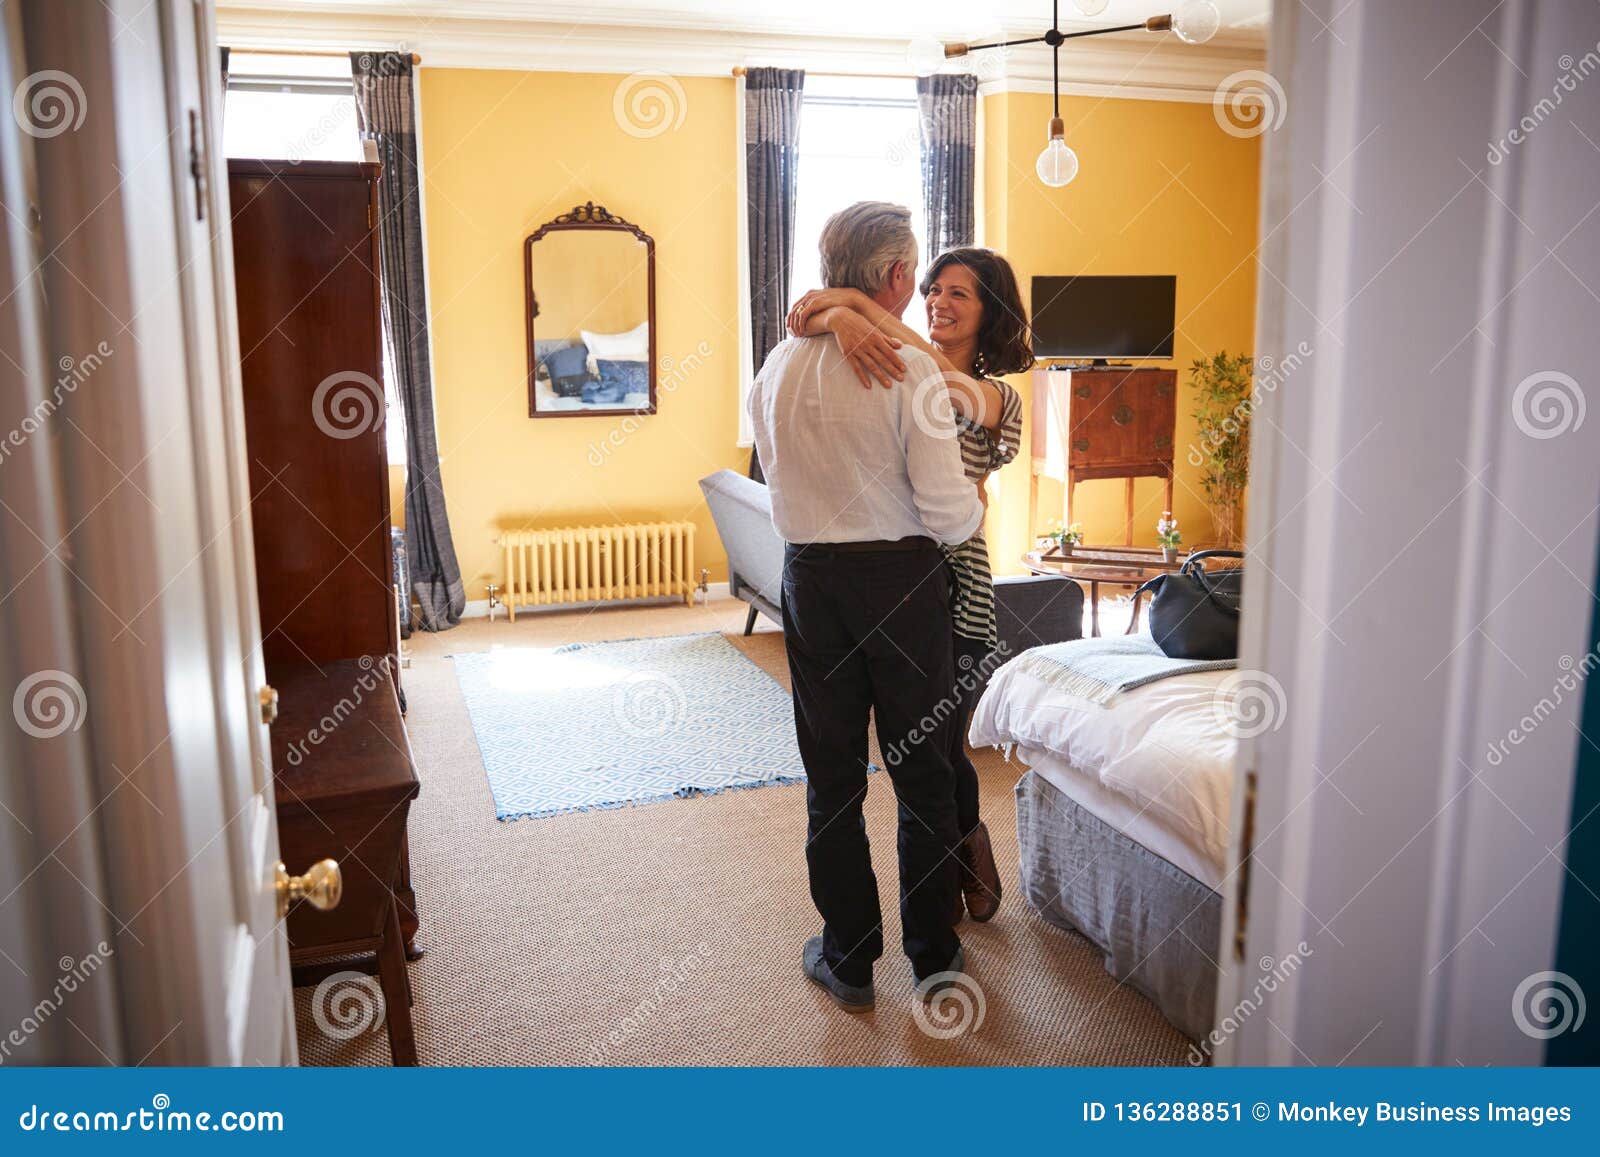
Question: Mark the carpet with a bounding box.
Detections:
[452,632,806,820]
[295,606,1191,1066]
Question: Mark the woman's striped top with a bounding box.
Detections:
[948,377,1024,648]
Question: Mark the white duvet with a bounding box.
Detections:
[968,655,1239,881]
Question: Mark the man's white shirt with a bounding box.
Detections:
[748,335,983,546]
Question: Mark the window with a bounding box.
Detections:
[222,53,362,163]
[223,53,407,468]
[788,76,930,339]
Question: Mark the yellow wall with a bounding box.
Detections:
[979,91,1260,574]
[419,67,742,595]
[388,464,405,529]
[529,229,650,341]
[417,70,1256,596]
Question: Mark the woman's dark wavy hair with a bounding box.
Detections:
[918,246,1035,377]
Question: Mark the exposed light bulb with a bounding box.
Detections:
[1036,134,1079,188]
[1072,0,1111,14]
[1172,0,1222,45]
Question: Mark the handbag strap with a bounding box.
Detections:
[1181,548,1245,576]
[1185,553,1243,618]
[1139,550,1246,607]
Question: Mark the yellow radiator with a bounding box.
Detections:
[498,522,696,618]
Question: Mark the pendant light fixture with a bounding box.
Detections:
[944,1,1222,188]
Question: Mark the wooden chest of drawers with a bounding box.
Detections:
[1031,366,1178,544]
[1065,367,1176,468]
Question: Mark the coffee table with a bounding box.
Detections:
[1020,546,1187,637]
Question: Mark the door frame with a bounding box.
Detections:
[2,0,293,1065]
[0,2,126,1067]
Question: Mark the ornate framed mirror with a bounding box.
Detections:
[524,202,656,418]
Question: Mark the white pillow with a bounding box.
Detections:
[581,322,649,374]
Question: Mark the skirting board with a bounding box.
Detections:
[455,581,733,620]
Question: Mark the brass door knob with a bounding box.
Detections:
[275,859,342,918]
[259,685,279,725]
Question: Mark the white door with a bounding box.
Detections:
[0,0,309,1065]
[1214,0,1600,1065]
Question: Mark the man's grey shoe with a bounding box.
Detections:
[802,936,875,1012]
[915,946,967,1003]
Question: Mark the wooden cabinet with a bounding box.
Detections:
[1031,366,1177,544]
[229,159,398,672]
[229,159,421,1064]
[1065,367,1176,468]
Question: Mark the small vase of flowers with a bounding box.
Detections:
[1048,521,1084,558]
[1157,512,1182,563]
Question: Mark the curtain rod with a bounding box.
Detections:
[731,66,922,80]
[231,47,423,64]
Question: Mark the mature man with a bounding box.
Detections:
[748,202,983,1011]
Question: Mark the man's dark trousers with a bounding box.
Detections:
[780,538,964,986]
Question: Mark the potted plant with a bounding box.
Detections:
[1046,521,1084,558]
[1157,512,1182,563]
[1190,351,1253,548]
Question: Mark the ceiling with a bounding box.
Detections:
[217,1,1271,44]
[216,0,1273,98]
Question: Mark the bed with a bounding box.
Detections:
[968,656,1237,1040]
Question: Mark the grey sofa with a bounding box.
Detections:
[700,469,785,635]
[699,468,1085,653]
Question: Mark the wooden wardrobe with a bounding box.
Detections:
[228,158,422,1064]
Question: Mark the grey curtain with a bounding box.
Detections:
[350,52,466,632]
[745,68,805,380]
[219,47,229,97]
[743,68,804,482]
[916,74,978,257]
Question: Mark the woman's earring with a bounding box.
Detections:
[973,351,988,378]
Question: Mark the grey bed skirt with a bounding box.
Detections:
[1015,769,1221,1041]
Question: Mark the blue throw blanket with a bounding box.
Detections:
[1009,635,1237,705]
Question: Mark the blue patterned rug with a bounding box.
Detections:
[451,632,806,821]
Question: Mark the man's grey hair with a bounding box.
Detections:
[818,201,918,295]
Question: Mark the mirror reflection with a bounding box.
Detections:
[525,207,655,417]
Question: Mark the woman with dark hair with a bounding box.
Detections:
[787,246,1034,925]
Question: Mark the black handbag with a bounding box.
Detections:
[1136,549,1244,660]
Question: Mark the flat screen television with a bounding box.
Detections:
[1031,275,1176,362]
